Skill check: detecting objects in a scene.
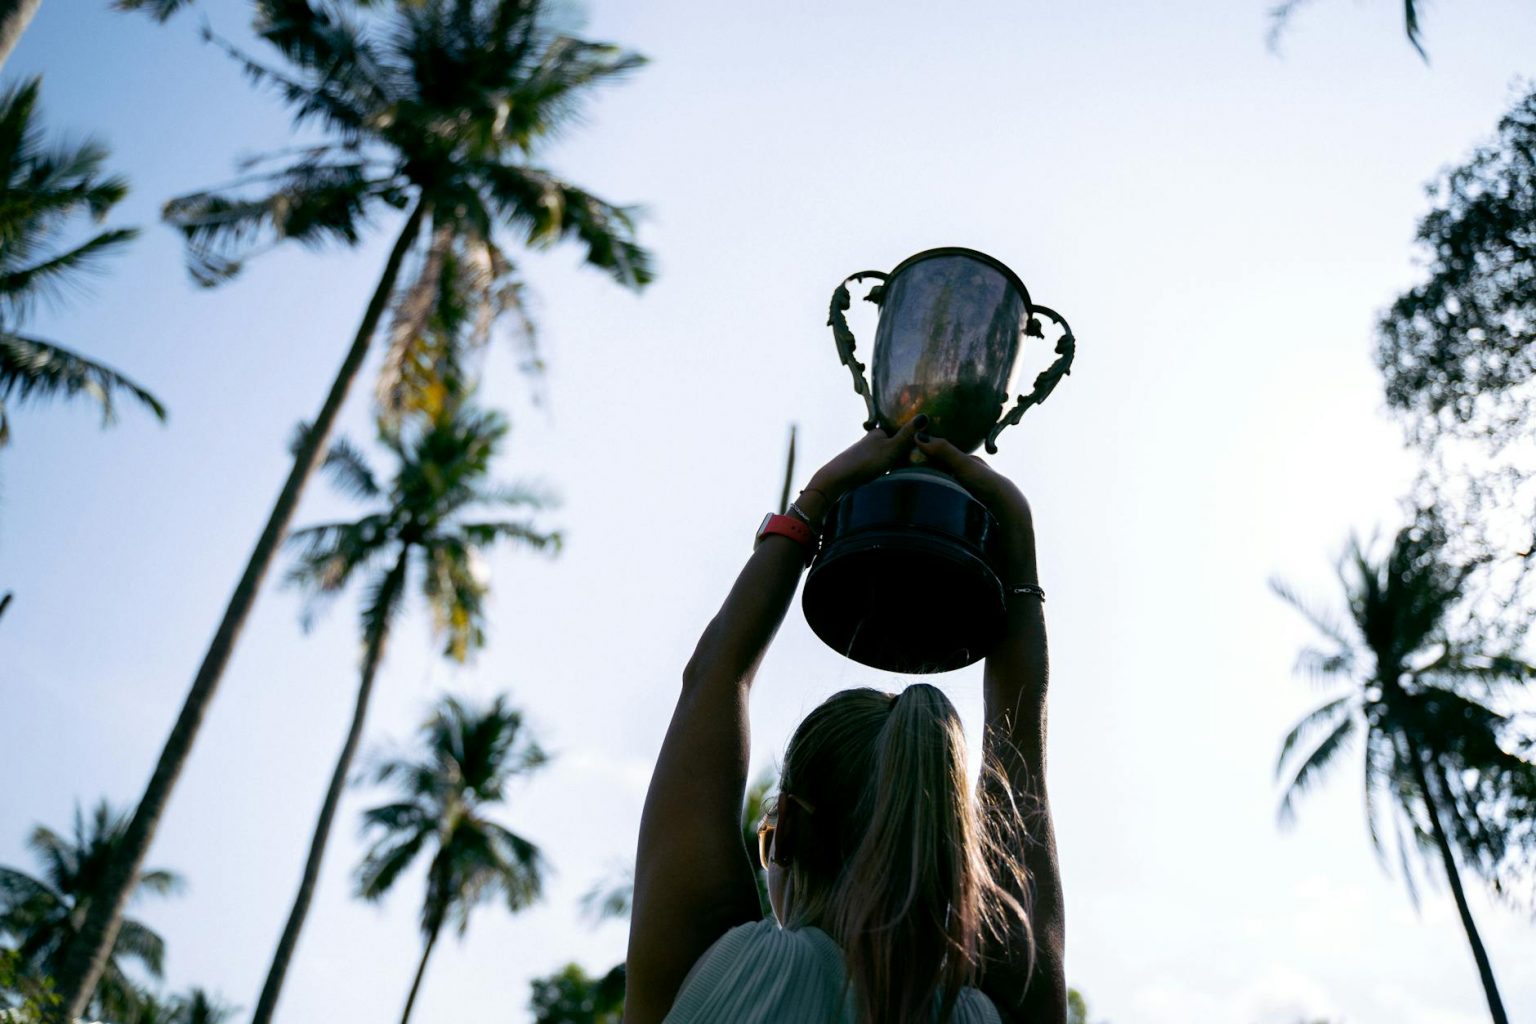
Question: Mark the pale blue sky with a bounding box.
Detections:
[4,2,1536,1022]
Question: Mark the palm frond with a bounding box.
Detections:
[1270,576,1353,651]
[251,0,394,121]
[320,435,382,500]
[1265,0,1426,59]
[1292,646,1354,688]
[470,480,558,511]
[479,164,653,289]
[201,22,382,142]
[455,520,561,553]
[1278,714,1358,826]
[112,918,167,976]
[1277,694,1355,779]
[163,160,391,286]
[359,555,410,648]
[579,866,634,925]
[284,515,394,621]
[132,869,185,899]
[421,540,488,662]
[377,224,453,421]
[112,0,197,21]
[0,333,166,444]
[0,227,139,320]
[356,828,430,902]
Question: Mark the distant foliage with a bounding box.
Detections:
[0,949,58,1023]
[529,963,626,1024]
[1378,84,1536,453]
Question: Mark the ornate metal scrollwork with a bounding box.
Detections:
[985,305,1075,454]
[827,271,888,430]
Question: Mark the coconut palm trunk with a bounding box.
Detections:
[250,553,408,1024]
[1408,744,1509,1024]
[398,918,443,1024]
[51,201,428,1022]
[0,0,42,70]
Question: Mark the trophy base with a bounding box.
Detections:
[802,467,1006,674]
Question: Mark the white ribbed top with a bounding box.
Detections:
[661,917,1003,1024]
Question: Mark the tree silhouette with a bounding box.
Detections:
[251,400,556,1024]
[0,802,181,1023]
[1273,514,1536,1024]
[0,78,163,447]
[357,694,550,1024]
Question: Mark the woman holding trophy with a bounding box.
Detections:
[622,416,1065,1024]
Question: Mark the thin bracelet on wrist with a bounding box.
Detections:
[1008,582,1046,601]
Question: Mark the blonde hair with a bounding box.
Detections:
[778,684,1032,1024]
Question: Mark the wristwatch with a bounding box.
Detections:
[756,513,817,565]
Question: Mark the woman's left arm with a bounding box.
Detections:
[623,422,923,1024]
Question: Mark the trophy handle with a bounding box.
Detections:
[828,271,888,430]
[985,305,1076,454]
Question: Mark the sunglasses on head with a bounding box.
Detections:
[755,791,814,871]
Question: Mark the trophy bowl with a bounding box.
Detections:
[803,247,1075,673]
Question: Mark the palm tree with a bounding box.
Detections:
[249,399,556,1024]
[1273,514,1536,1024]
[357,693,549,1024]
[0,801,182,1023]
[50,2,651,1014]
[0,77,164,447]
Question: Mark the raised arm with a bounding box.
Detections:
[624,422,924,1024]
[914,435,1065,1024]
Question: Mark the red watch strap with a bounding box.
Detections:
[757,513,817,562]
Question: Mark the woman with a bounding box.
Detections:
[625,416,1065,1024]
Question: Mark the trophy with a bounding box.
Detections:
[802,247,1075,673]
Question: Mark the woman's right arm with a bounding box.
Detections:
[913,436,1066,1024]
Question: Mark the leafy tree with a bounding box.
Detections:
[118,987,234,1024]
[250,399,556,1024]
[0,802,182,1023]
[1267,0,1428,59]
[0,948,59,1023]
[357,693,550,1024]
[1272,514,1536,1024]
[1377,84,1536,458]
[0,77,163,447]
[49,2,651,1016]
[529,963,625,1024]
[1066,987,1109,1024]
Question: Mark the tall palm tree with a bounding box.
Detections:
[50,3,650,1015]
[1273,515,1536,1024]
[249,399,556,1024]
[0,801,182,1023]
[0,77,164,447]
[357,693,549,1024]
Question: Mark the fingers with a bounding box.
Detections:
[892,413,927,446]
[913,432,970,471]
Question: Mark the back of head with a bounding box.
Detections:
[780,684,1031,1024]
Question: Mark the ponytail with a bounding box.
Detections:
[781,685,1031,1024]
